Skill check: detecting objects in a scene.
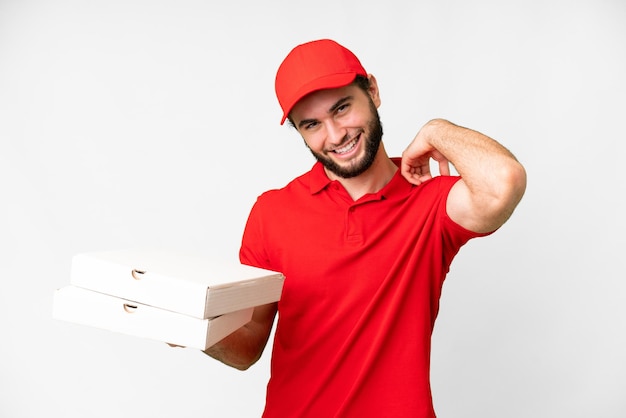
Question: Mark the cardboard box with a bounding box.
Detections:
[53,249,284,349]
[53,285,253,350]
[69,249,285,318]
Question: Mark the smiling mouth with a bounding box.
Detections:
[331,134,360,155]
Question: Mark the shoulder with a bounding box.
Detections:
[258,171,309,200]
[416,176,495,242]
[409,175,461,199]
[425,174,461,190]
[252,168,316,213]
[409,176,491,237]
[407,176,462,223]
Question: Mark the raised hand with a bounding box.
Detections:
[401,122,451,186]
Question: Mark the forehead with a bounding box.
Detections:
[290,83,363,121]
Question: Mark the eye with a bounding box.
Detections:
[336,103,349,114]
[304,121,319,130]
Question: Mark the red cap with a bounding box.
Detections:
[275,39,367,125]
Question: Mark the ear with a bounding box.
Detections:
[367,74,381,108]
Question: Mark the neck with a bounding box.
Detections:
[325,144,398,201]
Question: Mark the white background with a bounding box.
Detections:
[1,0,625,417]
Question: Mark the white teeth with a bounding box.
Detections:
[334,137,358,154]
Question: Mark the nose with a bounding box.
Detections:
[325,120,347,146]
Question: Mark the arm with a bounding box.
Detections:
[401,119,526,233]
[203,302,277,371]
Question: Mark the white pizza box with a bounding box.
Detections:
[69,249,284,319]
[53,285,253,350]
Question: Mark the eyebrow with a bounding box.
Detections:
[297,95,354,130]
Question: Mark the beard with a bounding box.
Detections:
[307,101,384,179]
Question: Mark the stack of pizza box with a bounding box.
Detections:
[53,249,284,350]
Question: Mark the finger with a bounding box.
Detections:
[400,160,417,179]
[401,167,421,185]
[166,343,186,348]
[438,159,451,176]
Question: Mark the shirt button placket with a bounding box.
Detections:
[345,205,362,244]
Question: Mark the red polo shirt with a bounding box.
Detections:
[240,159,486,418]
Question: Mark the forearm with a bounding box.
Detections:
[421,119,524,199]
[204,326,265,370]
[203,302,277,371]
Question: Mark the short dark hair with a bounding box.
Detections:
[352,74,371,93]
[286,75,371,128]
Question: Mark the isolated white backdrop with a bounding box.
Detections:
[1,0,625,417]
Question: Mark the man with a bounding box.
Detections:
[205,39,526,417]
